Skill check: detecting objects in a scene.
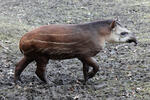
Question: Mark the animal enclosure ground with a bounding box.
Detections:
[0,0,150,99]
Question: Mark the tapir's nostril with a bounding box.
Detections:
[127,37,137,46]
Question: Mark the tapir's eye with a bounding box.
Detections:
[121,32,128,36]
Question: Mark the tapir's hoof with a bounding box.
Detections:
[14,77,23,85]
[41,79,47,83]
[36,75,47,83]
[77,79,87,85]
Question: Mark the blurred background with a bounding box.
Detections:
[0,0,150,99]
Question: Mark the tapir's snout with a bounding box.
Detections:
[126,37,137,46]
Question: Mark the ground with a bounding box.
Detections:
[0,0,150,99]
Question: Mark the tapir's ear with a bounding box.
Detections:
[110,20,116,29]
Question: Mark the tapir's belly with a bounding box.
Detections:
[39,48,100,60]
[21,38,101,59]
[31,40,100,59]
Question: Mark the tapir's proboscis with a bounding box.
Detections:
[14,20,137,84]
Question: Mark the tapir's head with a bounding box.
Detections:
[106,20,137,45]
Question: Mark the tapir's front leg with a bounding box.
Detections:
[79,57,99,84]
[79,58,89,83]
[85,57,99,79]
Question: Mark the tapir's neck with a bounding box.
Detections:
[76,20,113,48]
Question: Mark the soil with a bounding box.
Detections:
[0,0,150,99]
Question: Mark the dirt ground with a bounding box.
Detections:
[0,0,150,99]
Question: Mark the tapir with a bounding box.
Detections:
[14,20,137,84]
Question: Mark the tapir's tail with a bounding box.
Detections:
[19,36,34,55]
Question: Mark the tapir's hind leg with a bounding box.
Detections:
[14,56,33,83]
[35,56,49,82]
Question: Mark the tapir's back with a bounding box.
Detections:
[19,24,100,59]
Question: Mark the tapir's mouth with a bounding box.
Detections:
[127,37,137,46]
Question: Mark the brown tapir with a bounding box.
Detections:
[14,20,137,84]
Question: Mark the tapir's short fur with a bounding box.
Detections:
[14,20,137,84]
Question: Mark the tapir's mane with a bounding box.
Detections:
[94,20,122,26]
[78,20,122,29]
